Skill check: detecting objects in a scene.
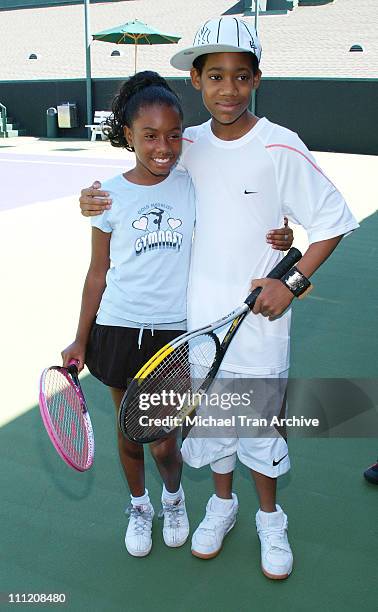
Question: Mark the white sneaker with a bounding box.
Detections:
[125,503,154,557]
[159,496,190,547]
[256,504,293,579]
[191,494,238,559]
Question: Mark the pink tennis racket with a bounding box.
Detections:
[39,360,94,471]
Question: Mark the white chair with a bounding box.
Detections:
[85,111,112,141]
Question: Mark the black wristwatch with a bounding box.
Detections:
[280,266,313,299]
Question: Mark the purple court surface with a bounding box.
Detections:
[0,151,128,211]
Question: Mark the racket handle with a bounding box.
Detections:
[244,247,302,310]
[67,359,79,375]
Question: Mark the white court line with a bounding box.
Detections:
[0,157,124,168]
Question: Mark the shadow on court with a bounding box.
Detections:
[290,210,378,378]
[1,212,377,611]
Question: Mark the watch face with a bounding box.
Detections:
[287,270,304,291]
[284,268,312,297]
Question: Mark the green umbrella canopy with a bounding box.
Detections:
[93,19,181,73]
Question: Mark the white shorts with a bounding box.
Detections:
[181,369,290,478]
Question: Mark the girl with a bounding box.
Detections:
[62,72,194,557]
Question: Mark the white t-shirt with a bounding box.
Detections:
[180,117,358,375]
[91,169,195,325]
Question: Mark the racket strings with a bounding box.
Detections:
[122,334,218,440]
[43,369,89,468]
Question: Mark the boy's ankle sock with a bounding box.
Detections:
[212,494,235,514]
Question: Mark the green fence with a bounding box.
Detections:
[0,76,376,154]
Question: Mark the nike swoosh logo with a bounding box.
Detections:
[273,454,288,466]
[244,190,258,194]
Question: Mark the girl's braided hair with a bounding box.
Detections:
[104,71,183,151]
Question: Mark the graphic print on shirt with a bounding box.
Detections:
[132,204,183,255]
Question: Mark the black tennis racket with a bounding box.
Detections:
[119,248,302,443]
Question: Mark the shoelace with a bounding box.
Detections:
[158,501,185,527]
[197,511,229,534]
[259,525,291,553]
[125,505,153,535]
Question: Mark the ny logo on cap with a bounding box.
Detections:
[194,25,211,46]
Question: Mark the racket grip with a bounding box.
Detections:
[67,359,79,375]
[244,247,302,310]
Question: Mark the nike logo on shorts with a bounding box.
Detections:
[273,454,288,466]
[244,189,258,194]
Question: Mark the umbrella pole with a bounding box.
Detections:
[134,41,137,74]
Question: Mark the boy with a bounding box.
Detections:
[79,17,358,578]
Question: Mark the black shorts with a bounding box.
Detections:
[85,324,184,389]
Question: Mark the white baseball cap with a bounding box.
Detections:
[170,17,262,71]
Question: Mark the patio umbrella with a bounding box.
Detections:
[93,19,181,74]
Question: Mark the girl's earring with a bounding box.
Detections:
[125,137,134,152]
[124,126,133,149]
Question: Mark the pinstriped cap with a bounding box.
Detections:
[170,17,262,71]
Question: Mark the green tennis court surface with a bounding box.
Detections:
[1,212,377,611]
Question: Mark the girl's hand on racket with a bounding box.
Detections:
[61,341,86,372]
[250,278,294,320]
[266,217,293,251]
[80,181,112,217]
